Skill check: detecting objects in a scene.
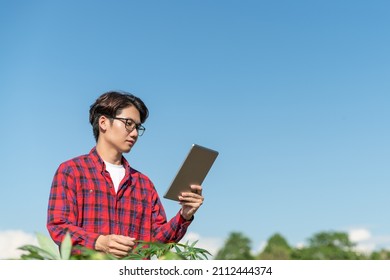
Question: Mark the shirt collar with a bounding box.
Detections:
[89,147,131,173]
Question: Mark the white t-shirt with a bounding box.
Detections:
[104,161,125,193]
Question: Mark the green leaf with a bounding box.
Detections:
[36,232,61,260]
[174,244,183,253]
[18,245,57,260]
[159,251,185,260]
[60,232,72,260]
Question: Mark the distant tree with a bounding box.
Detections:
[214,232,254,260]
[258,233,292,260]
[370,249,390,260]
[291,231,362,260]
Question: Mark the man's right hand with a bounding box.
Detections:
[95,234,135,258]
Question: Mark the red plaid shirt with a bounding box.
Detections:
[47,147,192,249]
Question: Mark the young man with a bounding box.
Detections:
[47,91,204,258]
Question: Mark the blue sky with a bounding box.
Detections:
[0,0,389,257]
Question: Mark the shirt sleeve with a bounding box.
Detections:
[46,163,100,250]
[150,187,193,243]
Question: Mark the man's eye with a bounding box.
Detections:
[126,120,135,126]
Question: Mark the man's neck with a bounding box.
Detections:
[96,142,122,165]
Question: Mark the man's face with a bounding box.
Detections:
[102,105,142,154]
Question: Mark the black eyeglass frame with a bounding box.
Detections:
[109,117,146,136]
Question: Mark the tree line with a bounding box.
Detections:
[214,231,390,260]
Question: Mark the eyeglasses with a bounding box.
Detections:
[110,117,146,136]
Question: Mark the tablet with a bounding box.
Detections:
[163,144,219,201]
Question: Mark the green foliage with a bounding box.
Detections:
[214,232,254,260]
[258,233,292,260]
[171,240,211,260]
[370,249,390,260]
[19,232,68,260]
[18,232,211,260]
[291,231,362,260]
[217,230,390,260]
[18,230,390,260]
[111,240,211,260]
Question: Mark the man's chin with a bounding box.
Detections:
[122,147,132,153]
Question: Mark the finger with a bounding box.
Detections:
[110,235,135,248]
[116,236,136,246]
[110,248,130,258]
[179,196,203,204]
[105,242,132,257]
[110,242,132,253]
[180,191,203,199]
[180,192,204,199]
[109,236,134,252]
[190,185,202,194]
[180,204,202,210]
[179,197,203,206]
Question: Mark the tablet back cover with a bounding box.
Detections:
[163,144,218,201]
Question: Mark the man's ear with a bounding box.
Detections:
[98,115,109,133]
